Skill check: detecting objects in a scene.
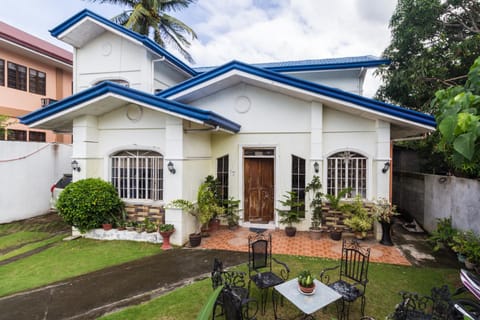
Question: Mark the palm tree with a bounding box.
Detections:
[87,0,197,63]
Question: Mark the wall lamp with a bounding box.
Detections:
[382,161,390,174]
[313,162,319,174]
[71,160,81,172]
[167,161,176,174]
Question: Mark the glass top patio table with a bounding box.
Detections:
[273,278,342,317]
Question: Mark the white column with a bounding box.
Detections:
[375,120,390,200]
[72,115,99,181]
[164,116,184,202]
[310,101,323,178]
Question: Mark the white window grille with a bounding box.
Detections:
[327,151,367,198]
[111,150,163,201]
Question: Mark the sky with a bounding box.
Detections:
[1,0,398,97]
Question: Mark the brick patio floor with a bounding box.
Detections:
[198,227,411,266]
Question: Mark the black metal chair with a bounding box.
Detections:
[211,258,257,319]
[319,239,370,320]
[247,232,290,314]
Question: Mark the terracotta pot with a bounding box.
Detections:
[285,226,297,237]
[102,223,112,231]
[160,230,175,250]
[189,233,202,247]
[299,283,315,294]
[209,218,220,232]
[309,228,322,240]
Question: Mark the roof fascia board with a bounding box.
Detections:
[50,9,196,77]
[20,82,240,132]
[0,37,72,69]
[159,61,435,129]
[263,59,390,73]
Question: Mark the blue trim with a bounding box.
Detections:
[49,9,197,76]
[159,61,436,128]
[19,82,240,133]
[194,56,390,73]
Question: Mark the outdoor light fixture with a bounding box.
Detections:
[313,162,319,174]
[167,161,176,174]
[382,161,390,174]
[71,160,81,172]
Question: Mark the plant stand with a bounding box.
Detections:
[380,221,394,246]
[160,230,174,250]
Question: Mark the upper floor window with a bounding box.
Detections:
[29,68,46,95]
[7,62,27,91]
[0,59,4,86]
[111,150,163,201]
[7,129,27,141]
[217,155,229,204]
[327,151,367,198]
[291,155,306,218]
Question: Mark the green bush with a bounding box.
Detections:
[56,178,124,232]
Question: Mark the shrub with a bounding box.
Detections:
[56,178,124,232]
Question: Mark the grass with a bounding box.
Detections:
[0,231,52,250]
[0,238,162,297]
[99,255,460,320]
[0,234,66,262]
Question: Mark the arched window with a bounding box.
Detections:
[327,151,367,198]
[111,150,163,201]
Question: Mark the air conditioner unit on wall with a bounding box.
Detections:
[41,98,57,107]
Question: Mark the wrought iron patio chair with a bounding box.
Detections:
[211,258,256,319]
[247,232,290,314]
[319,239,370,320]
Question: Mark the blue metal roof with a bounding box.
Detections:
[49,9,197,76]
[193,55,390,73]
[159,60,436,128]
[19,81,240,133]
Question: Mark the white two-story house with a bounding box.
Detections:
[21,10,436,245]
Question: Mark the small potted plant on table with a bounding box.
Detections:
[277,191,303,237]
[298,270,316,294]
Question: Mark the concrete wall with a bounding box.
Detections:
[393,171,480,234]
[0,141,71,223]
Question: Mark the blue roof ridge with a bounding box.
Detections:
[20,81,240,132]
[50,9,197,76]
[159,60,435,128]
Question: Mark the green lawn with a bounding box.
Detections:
[100,255,460,320]
[0,231,52,250]
[0,238,162,297]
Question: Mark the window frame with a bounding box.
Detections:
[0,59,4,86]
[291,155,306,218]
[110,150,164,201]
[29,68,46,95]
[7,61,27,91]
[216,155,229,205]
[327,151,367,198]
[29,131,46,142]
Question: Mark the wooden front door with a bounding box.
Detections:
[244,158,274,222]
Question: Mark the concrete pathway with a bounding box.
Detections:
[0,249,247,320]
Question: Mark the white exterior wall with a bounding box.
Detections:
[285,69,363,95]
[0,142,71,223]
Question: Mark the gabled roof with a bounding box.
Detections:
[49,9,197,76]
[19,81,240,133]
[194,55,389,73]
[0,21,72,65]
[158,60,436,130]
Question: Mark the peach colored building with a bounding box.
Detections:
[0,21,72,143]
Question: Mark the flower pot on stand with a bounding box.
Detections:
[380,221,394,246]
[160,230,175,250]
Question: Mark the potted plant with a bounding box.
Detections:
[460,231,480,270]
[223,197,241,230]
[144,219,158,233]
[125,220,136,231]
[204,175,222,232]
[343,196,373,240]
[298,270,316,294]
[305,176,323,240]
[159,223,175,250]
[428,217,458,252]
[325,187,351,240]
[372,198,399,246]
[169,180,224,247]
[277,191,303,237]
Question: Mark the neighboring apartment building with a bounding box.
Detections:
[0,21,72,143]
